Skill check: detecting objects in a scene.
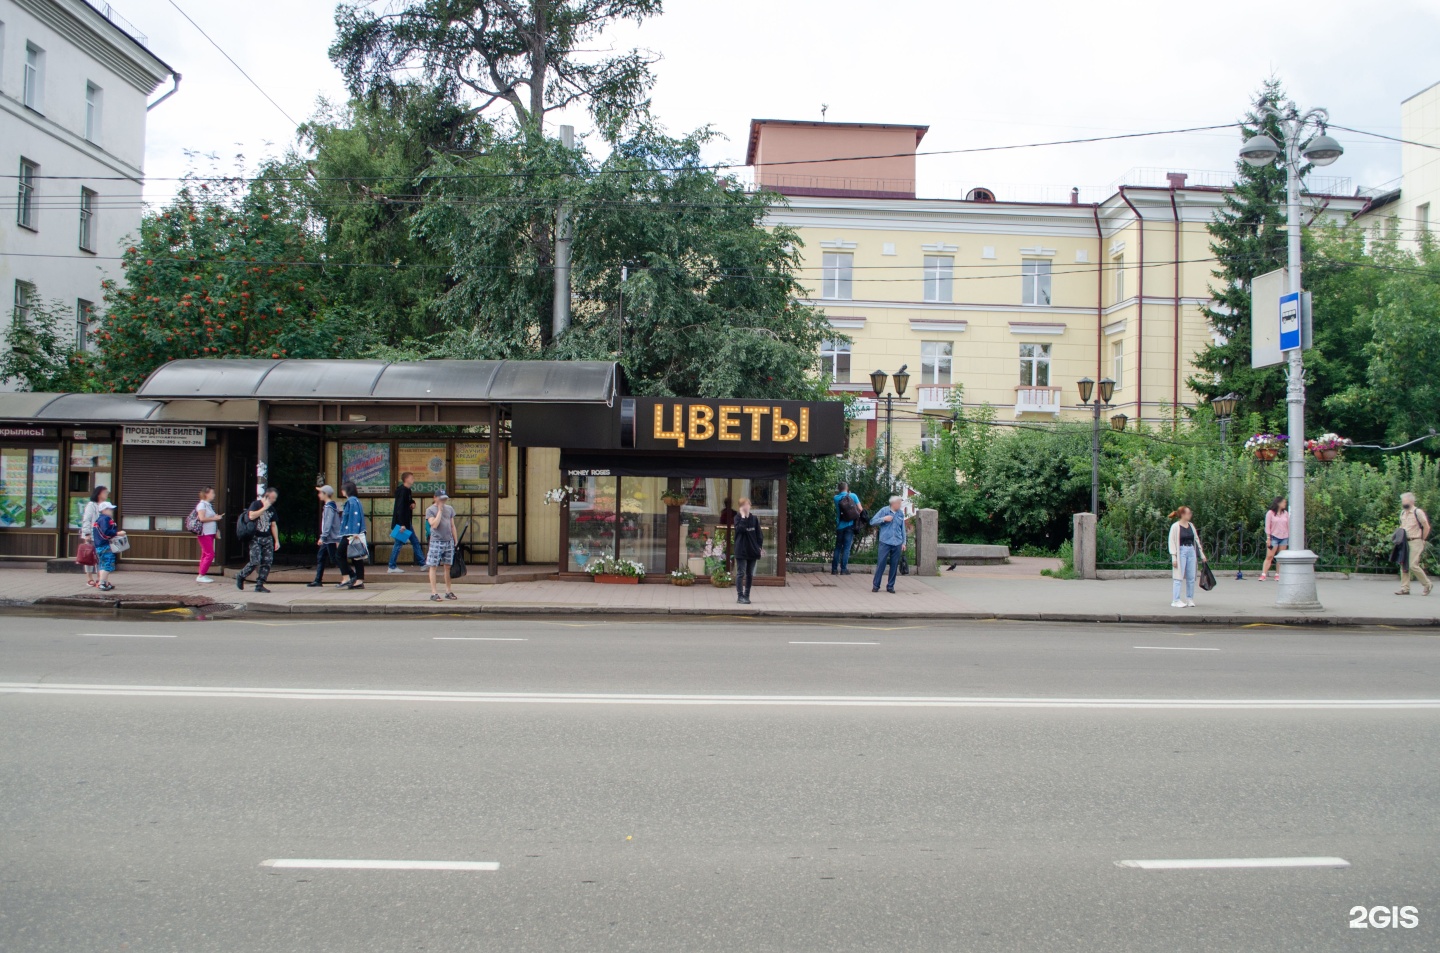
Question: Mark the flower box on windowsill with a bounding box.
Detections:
[593,573,640,585]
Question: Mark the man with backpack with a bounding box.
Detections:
[832,481,863,575]
[235,487,280,593]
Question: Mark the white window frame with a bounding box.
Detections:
[821,252,853,300]
[78,188,96,252]
[923,255,954,303]
[1019,342,1052,387]
[1112,339,1124,390]
[13,280,36,328]
[85,82,102,142]
[820,339,851,384]
[1113,254,1125,303]
[17,159,37,230]
[1021,259,1052,306]
[1419,203,1431,235]
[920,340,953,386]
[76,298,94,350]
[23,43,44,112]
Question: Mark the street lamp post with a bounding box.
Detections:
[1212,392,1240,445]
[1076,376,1116,515]
[869,365,909,485]
[1239,103,1343,610]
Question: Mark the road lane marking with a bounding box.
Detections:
[433,637,528,641]
[3,683,1438,710]
[1118,857,1349,870]
[789,641,879,645]
[261,859,498,871]
[81,633,177,639]
[1134,646,1220,651]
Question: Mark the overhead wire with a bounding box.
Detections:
[161,0,300,128]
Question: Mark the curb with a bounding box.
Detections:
[3,597,1436,628]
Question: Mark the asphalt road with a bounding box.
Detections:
[2,614,1438,952]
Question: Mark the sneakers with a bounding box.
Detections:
[306,581,323,588]
[1425,585,1434,596]
[254,584,272,594]
[387,567,406,574]
[1170,599,1185,608]
[1396,589,1411,596]
[1186,599,1196,607]
[196,575,214,584]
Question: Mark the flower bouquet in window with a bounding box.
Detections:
[1305,433,1351,462]
[543,486,575,506]
[1244,433,1286,462]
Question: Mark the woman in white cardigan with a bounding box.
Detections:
[1167,506,1206,608]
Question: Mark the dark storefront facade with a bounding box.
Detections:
[0,361,845,581]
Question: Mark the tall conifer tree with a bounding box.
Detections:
[1189,79,1293,419]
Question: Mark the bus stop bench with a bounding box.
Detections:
[461,541,515,565]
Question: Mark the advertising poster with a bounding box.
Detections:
[0,450,29,528]
[452,442,491,494]
[70,443,112,469]
[341,443,391,495]
[30,449,59,529]
[397,443,448,494]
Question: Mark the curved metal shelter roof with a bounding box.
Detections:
[0,392,166,422]
[136,359,621,404]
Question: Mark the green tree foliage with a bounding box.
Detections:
[93,168,356,391]
[298,85,489,344]
[416,126,830,398]
[0,297,91,392]
[330,0,662,141]
[1189,79,1292,419]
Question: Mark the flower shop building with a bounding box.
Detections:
[0,359,846,584]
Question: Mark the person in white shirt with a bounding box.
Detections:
[77,486,107,588]
[194,486,224,583]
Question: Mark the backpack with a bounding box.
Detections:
[235,506,257,541]
[838,493,863,524]
[184,506,204,536]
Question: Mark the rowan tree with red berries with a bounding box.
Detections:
[94,166,358,391]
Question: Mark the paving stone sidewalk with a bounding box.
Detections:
[2,558,1437,627]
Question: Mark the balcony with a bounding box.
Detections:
[915,385,955,413]
[1014,385,1062,417]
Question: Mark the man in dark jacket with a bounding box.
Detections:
[388,472,426,573]
[732,497,765,605]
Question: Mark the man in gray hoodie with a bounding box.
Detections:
[308,485,344,587]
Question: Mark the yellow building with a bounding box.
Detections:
[748,119,1368,454]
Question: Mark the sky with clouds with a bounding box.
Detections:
[126,0,1438,205]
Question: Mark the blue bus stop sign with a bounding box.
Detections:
[1279,292,1301,352]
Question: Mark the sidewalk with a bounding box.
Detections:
[2,558,1438,627]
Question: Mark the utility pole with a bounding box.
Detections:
[551,125,575,341]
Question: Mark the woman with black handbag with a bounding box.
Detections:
[1167,506,1209,608]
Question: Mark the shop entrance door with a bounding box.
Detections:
[224,447,257,563]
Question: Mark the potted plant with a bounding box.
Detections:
[661,490,687,507]
[669,568,696,587]
[1244,433,1287,462]
[1306,432,1351,462]
[586,556,646,585]
[705,555,732,588]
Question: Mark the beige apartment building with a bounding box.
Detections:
[1353,80,1440,247]
[748,119,1368,454]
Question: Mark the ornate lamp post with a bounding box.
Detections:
[1212,392,1240,444]
[1077,376,1116,515]
[869,365,909,485]
[1239,102,1343,610]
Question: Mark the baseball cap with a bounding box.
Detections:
[433,488,449,500]
[97,501,116,511]
[319,484,335,497]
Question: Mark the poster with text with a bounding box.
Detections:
[0,450,29,527]
[70,443,113,469]
[397,443,448,494]
[30,450,59,528]
[341,443,391,495]
[453,442,499,495]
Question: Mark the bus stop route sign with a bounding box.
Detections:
[1279,292,1302,352]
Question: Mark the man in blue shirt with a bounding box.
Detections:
[832,481,861,575]
[869,495,909,593]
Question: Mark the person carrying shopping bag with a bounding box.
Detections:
[76,485,107,587]
[1167,506,1207,608]
[339,481,368,590]
[92,500,126,592]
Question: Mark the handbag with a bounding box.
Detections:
[449,525,469,579]
[76,541,97,566]
[108,534,132,554]
[1198,559,1217,591]
[347,533,369,559]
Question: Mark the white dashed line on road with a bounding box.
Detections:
[788,641,879,645]
[81,633,178,638]
[261,859,499,871]
[1134,646,1219,651]
[433,637,528,641]
[1118,856,1349,870]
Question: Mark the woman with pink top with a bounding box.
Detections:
[1259,496,1289,581]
